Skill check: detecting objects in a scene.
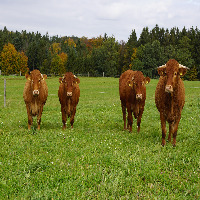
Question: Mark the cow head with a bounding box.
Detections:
[158,59,189,94]
[59,72,80,97]
[128,71,150,100]
[26,70,47,96]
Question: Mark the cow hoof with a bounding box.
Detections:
[161,142,166,147]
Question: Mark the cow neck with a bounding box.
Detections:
[170,92,174,117]
[32,95,39,103]
[67,98,71,116]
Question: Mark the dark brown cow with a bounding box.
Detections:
[119,70,150,132]
[155,59,189,146]
[23,70,48,130]
[58,72,80,129]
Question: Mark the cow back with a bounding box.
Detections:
[58,72,80,106]
[155,60,186,113]
[119,70,149,104]
[23,70,48,104]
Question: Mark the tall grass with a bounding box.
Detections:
[0,76,199,199]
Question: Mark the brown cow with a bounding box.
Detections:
[23,70,48,130]
[155,59,189,146]
[119,70,150,132]
[58,72,80,129]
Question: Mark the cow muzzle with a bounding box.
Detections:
[67,92,72,97]
[165,85,173,93]
[33,90,39,96]
[136,94,142,100]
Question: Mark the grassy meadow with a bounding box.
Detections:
[0,76,199,199]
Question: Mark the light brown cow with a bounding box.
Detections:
[58,72,80,129]
[155,59,189,146]
[23,69,48,130]
[119,70,150,132]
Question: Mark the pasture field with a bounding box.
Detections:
[0,76,199,199]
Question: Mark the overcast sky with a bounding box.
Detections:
[0,0,200,41]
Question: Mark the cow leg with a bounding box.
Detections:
[168,122,173,143]
[137,107,144,133]
[121,102,127,130]
[26,104,32,130]
[172,116,181,147]
[70,107,77,128]
[37,105,44,130]
[160,113,167,146]
[127,106,133,132]
[61,106,67,129]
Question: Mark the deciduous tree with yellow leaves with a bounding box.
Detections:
[0,43,28,75]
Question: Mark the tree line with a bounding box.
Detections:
[0,25,199,80]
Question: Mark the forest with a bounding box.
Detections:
[0,24,199,80]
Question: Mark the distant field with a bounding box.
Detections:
[0,76,199,199]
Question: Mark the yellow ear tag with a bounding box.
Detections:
[129,84,131,87]
[180,72,183,76]
[28,78,31,80]
[146,81,148,84]
[43,78,44,80]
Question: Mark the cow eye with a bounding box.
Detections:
[174,72,177,76]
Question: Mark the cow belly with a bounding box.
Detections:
[30,102,39,116]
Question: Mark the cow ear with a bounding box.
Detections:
[144,77,150,84]
[59,77,63,83]
[25,73,31,80]
[157,65,166,76]
[179,64,189,76]
[42,74,47,80]
[75,77,80,84]
[127,80,133,88]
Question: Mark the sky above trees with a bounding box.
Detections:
[0,0,200,41]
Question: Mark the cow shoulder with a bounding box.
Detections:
[23,76,32,102]
[39,74,48,103]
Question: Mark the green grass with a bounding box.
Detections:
[0,76,199,199]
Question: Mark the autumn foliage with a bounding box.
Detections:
[0,43,28,75]
[0,26,200,79]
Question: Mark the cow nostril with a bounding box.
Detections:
[136,94,142,99]
[67,92,72,96]
[33,90,39,95]
[165,85,173,93]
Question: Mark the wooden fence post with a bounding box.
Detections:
[4,79,6,107]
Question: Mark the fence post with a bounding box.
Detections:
[88,72,89,77]
[4,79,6,107]
[103,72,104,77]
